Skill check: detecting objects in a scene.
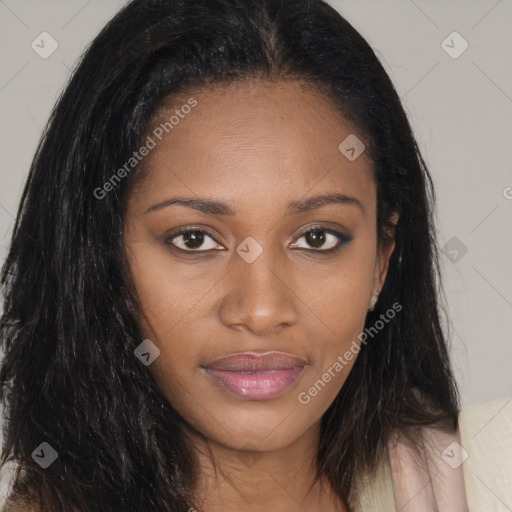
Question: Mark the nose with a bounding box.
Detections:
[219,251,298,335]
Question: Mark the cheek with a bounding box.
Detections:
[291,251,374,399]
[124,244,205,388]
[125,240,212,337]
[297,253,373,345]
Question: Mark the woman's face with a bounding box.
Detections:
[123,80,397,452]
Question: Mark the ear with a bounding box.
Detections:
[372,211,399,294]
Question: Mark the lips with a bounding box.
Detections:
[203,352,308,371]
[201,351,308,400]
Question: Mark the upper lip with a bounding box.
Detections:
[202,351,308,371]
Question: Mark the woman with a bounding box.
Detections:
[0,0,509,510]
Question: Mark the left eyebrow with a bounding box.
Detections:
[146,192,364,216]
[287,193,364,215]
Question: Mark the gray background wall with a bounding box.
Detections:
[0,1,511,497]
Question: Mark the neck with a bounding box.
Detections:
[185,421,346,512]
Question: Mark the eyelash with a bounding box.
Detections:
[165,226,353,255]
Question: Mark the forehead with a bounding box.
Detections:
[132,80,375,217]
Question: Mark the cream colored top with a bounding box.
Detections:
[354,397,512,511]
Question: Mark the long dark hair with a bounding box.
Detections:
[0,0,459,510]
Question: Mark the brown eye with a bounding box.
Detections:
[166,229,222,252]
[292,227,352,252]
[304,229,327,249]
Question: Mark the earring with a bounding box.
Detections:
[368,291,380,311]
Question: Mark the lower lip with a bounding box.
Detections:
[203,367,304,400]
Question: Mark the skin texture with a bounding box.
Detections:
[123,80,398,511]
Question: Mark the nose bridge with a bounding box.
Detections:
[219,241,298,333]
